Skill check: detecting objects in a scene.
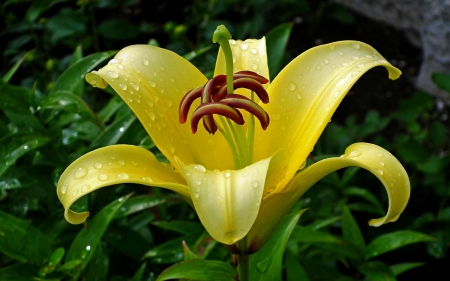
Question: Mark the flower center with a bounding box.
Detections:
[178,25,271,169]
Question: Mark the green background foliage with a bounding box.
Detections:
[1,0,449,280]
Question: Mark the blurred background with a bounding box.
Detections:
[1,0,449,280]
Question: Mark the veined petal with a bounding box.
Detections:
[215,38,270,98]
[254,41,402,192]
[57,145,189,224]
[175,151,284,245]
[245,143,409,252]
[85,45,234,171]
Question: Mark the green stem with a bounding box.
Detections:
[237,254,249,281]
[226,119,247,169]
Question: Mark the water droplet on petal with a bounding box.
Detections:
[116,173,129,180]
[81,185,90,193]
[142,59,149,65]
[130,82,140,90]
[230,40,237,45]
[324,59,330,64]
[72,189,78,196]
[326,106,330,112]
[74,167,88,179]
[195,180,202,186]
[379,162,385,166]
[193,165,206,173]
[193,192,199,198]
[240,44,248,50]
[338,51,344,56]
[353,43,360,49]
[109,59,121,64]
[376,152,383,157]
[107,71,119,78]
[132,162,137,167]
[98,174,108,181]
[296,93,302,99]
[119,160,125,166]
[224,172,231,178]
[374,169,384,175]
[251,181,259,188]
[250,48,257,54]
[347,151,362,158]
[243,172,248,177]
[352,56,359,61]
[341,62,348,67]
[119,84,127,90]
[334,91,340,97]
[61,184,68,194]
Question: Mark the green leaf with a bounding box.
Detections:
[40,91,103,129]
[183,45,213,61]
[0,80,32,113]
[65,194,131,269]
[390,262,424,276]
[26,0,65,22]
[142,232,201,261]
[0,136,50,178]
[432,72,450,93]
[290,225,342,244]
[83,243,109,281]
[182,240,201,260]
[46,7,87,41]
[131,262,147,281]
[155,260,237,281]
[2,51,30,83]
[365,230,436,260]
[266,23,293,79]
[0,210,52,265]
[343,187,385,215]
[359,261,396,281]
[88,114,136,150]
[342,205,366,251]
[97,95,125,124]
[50,50,116,96]
[98,19,140,40]
[0,263,40,281]
[113,195,167,219]
[70,45,83,66]
[285,252,310,281]
[104,226,152,260]
[152,220,204,235]
[249,210,306,281]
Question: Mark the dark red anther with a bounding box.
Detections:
[191,103,244,134]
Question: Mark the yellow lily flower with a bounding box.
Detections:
[57,34,410,253]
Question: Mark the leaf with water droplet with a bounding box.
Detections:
[155,259,237,281]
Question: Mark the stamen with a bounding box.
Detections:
[220,94,269,129]
[191,103,244,134]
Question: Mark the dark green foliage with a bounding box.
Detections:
[1,0,449,280]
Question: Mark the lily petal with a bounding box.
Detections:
[86,45,234,170]
[175,151,285,245]
[215,38,270,96]
[254,41,402,192]
[245,143,409,252]
[57,145,189,224]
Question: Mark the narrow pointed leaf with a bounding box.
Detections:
[131,262,147,281]
[88,114,136,150]
[266,23,293,79]
[0,264,40,281]
[65,194,130,269]
[365,230,436,260]
[342,205,366,251]
[152,221,204,235]
[359,261,396,281]
[156,260,237,281]
[50,51,116,96]
[2,51,30,83]
[390,262,425,276]
[248,210,306,281]
[0,210,51,265]
[113,195,167,219]
[285,252,310,281]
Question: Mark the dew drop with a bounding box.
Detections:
[331,64,336,68]
[357,63,364,69]
[119,160,125,166]
[338,51,344,56]
[374,169,384,175]
[252,64,258,70]
[376,152,383,157]
[330,45,335,50]
[193,192,200,198]
[352,56,360,61]
[23,145,28,150]
[240,44,248,50]
[119,84,127,90]
[347,151,362,158]
[251,181,259,188]
[324,59,330,64]
[72,189,78,196]
[165,99,173,107]
[230,40,237,45]
[296,93,302,99]
[316,65,321,70]
[149,81,156,87]
[142,59,149,65]
[379,162,385,166]
[130,82,140,90]
[116,173,129,180]
[334,91,340,97]
[288,82,296,91]
[81,185,90,193]
[107,71,119,78]
[108,58,121,64]
[193,165,206,173]
[132,162,137,167]
[74,167,88,179]
[353,43,360,49]
[224,172,231,178]
[98,174,108,181]
[195,180,202,186]
[341,62,348,67]
[243,172,248,177]
[326,106,330,112]
[351,71,358,77]
[61,184,68,194]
